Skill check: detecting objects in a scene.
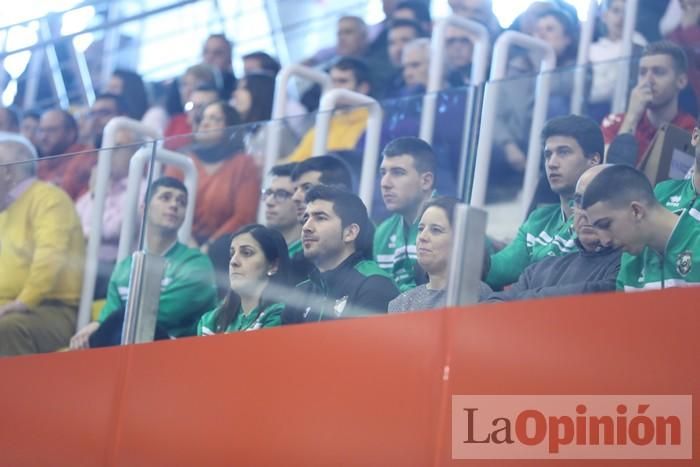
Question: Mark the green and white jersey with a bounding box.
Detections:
[99,242,217,337]
[617,210,700,291]
[654,177,700,217]
[486,204,576,290]
[373,213,419,293]
[197,302,284,335]
[288,239,303,258]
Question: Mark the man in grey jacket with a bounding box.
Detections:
[486,165,621,302]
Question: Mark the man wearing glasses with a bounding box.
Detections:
[264,163,302,258]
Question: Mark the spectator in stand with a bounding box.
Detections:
[449,0,502,42]
[400,38,431,95]
[486,115,604,290]
[85,93,127,148]
[288,155,353,285]
[20,111,40,149]
[287,57,372,162]
[588,0,648,122]
[104,69,149,121]
[486,167,621,302]
[70,177,217,348]
[582,164,700,290]
[282,186,399,323]
[163,64,219,150]
[265,163,302,256]
[202,33,237,99]
[666,0,700,110]
[0,107,19,133]
[533,7,582,118]
[36,109,94,200]
[242,51,281,77]
[232,73,297,169]
[166,101,260,251]
[198,224,291,334]
[389,196,492,312]
[374,137,435,292]
[654,115,700,215]
[304,16,369,68]
[445,24,475,87]
[383,19,427,98]
[394,1,432,34]
[602,41,695,164]
[0,134,85,356]
[185,84,220,135]
[74,127,144,298]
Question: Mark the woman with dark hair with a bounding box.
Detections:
[105,69,149,120]
[388,197,491,312]
[165,101,260,250]
[232,73,297,169]
[198,224,290,334]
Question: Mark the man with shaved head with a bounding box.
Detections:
[582,164,700,290]
[485,164,621,302]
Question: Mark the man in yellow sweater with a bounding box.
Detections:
[287,57,372,162]
[0,133,85,356]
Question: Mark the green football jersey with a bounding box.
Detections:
[617,210,700,291]
[373,213,419,293]
[486,204,576,290]
[654,177,699,216]
[99,242,217,337]
[197,302,284,335]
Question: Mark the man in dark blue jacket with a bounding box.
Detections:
[282,186,399,323]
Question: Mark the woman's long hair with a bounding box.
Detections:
[239,73,275,124]
[111,69,149,120]
[214,224,291,332]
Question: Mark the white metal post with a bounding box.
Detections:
[77,117,161,330]
[258,64,331,223]
[571,0,598,115]
[311,89,383,215]
[470,31,556,224]
[612,0,639,113]
[419,15,490,143]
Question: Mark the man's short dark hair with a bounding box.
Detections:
[305,185,374,259]
[382,136,436,174]
[147,176,188,204]
[269,162,298,178]
[330,56,372,89]
[395,1,432,24]
[94,93,128,115]
[541,114,604,160]
[242,51,281,77]
[642,40,688,74]
[388,18,427,38]
[581,165,656,210]
[291,155,353,191]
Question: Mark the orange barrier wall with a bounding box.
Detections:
[0,288,698,467]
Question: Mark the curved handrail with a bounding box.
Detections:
[312,88,383,214]
[77,117,161,329]
[419,15,490,143]
[612,0,639,113]
[570,0,598,115]
[470,31,556,224]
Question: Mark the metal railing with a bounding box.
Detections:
[470,31,556,224]
[445,204,488,307]
[612,0,639,114]
[312,88,383,215]
[570,0,598,115]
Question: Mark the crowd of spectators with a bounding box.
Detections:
[1,0,700,357]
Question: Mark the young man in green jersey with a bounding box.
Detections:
[264,163,302,258]
[654,116,700,217]
[282,186,399,323]
[70,177,217,348]
[374,137,435,292]
[582,164,700,290]
[486,115,604,290]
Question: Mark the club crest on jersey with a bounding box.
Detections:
[676,251,692,277]
[334,296,349,316]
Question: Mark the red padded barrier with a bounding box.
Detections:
[0,288,697,466]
